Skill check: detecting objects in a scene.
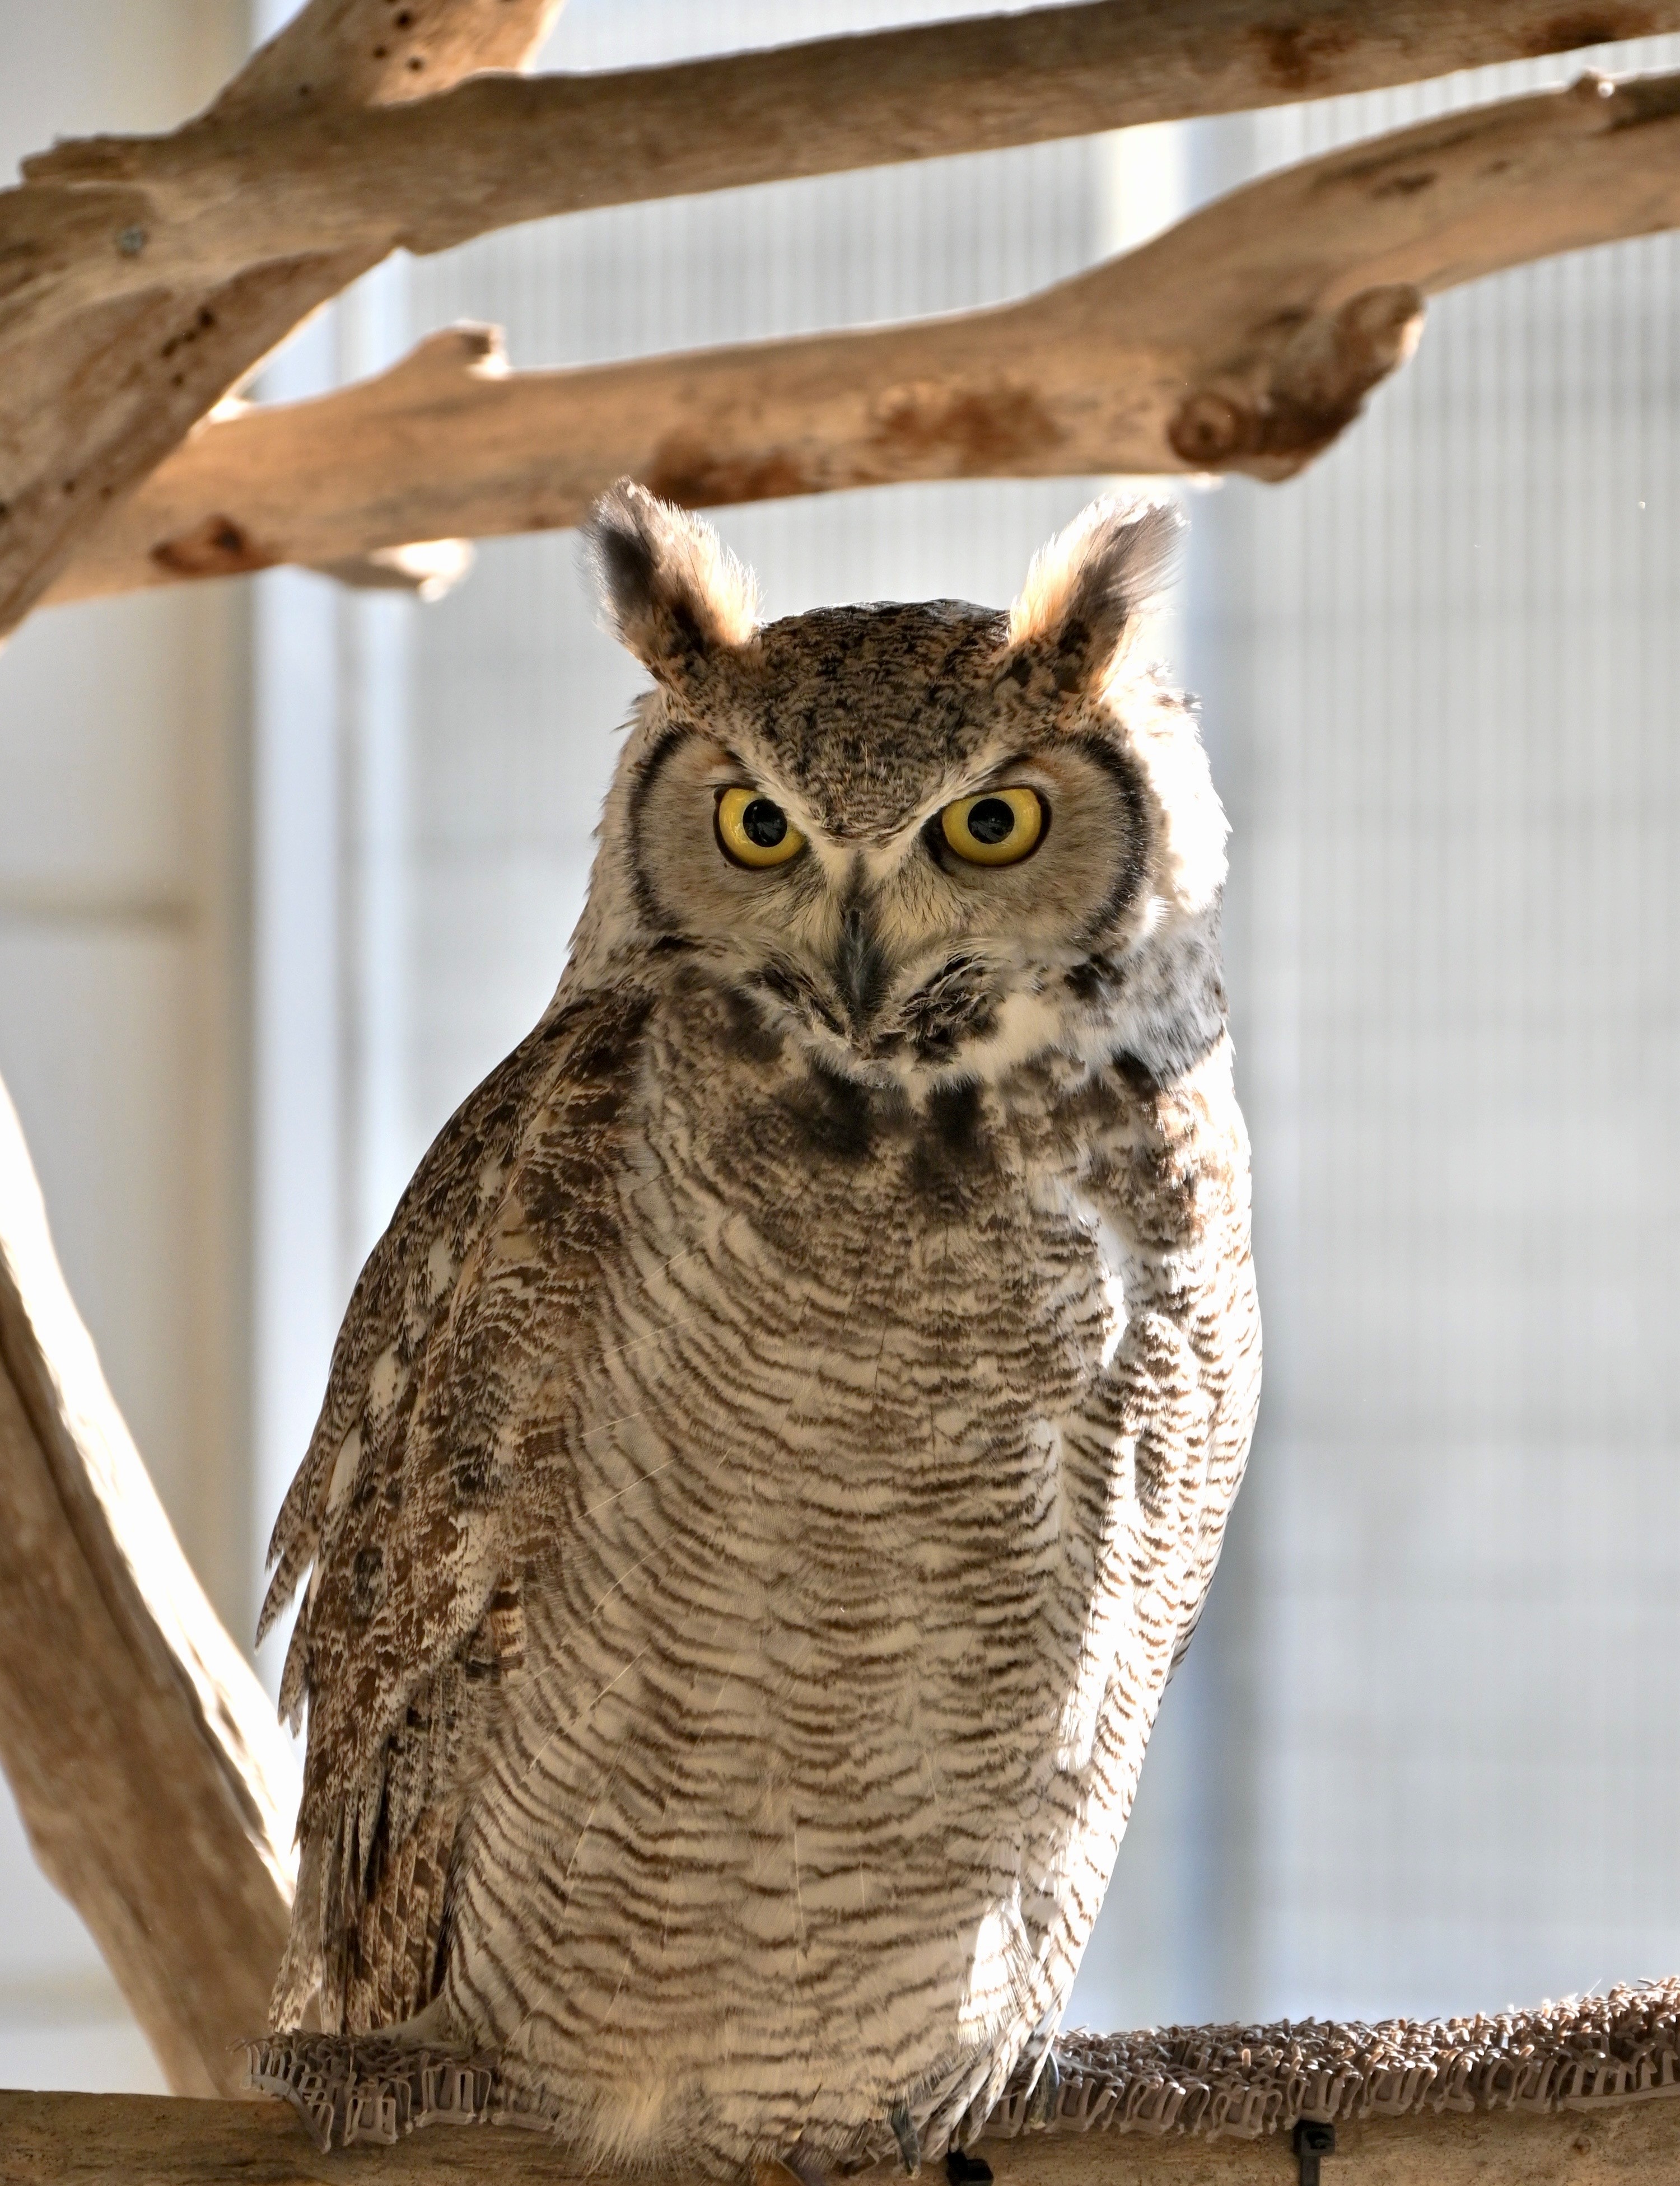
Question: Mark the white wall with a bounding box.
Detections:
[0,0,249,2092]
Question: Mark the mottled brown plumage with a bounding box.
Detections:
[257,484,1261,2174]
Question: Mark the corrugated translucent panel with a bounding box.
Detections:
[1205,42,1680,2020]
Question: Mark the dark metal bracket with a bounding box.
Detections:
[1293,2119,1337,2186]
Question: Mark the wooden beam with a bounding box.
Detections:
[6,1,1678,633]
[0,1078,300,2098]
[48,66,1680,603]
[0,2080,1675,2184]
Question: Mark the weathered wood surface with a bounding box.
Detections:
[48,66,1680,601]
[0,2088,1676,2185]
[6,1,1679,631]
[0,0,562,635]
[0,1079,298,2098]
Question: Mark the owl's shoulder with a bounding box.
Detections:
[262,977,659,1722]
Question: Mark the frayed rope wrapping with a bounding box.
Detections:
[993,1979,1680,2141]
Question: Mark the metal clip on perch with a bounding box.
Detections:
[1293,2119,1336,2186]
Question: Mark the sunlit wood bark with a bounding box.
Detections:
[6,1,1676,631]
[49,68,1680,602]
[0,0,563,634]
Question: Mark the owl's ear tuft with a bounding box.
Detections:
[585,480,759,685]
[1006,494,1183,697]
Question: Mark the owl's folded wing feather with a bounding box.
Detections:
[260,984,655,2031]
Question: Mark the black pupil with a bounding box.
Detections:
[967,796,1016,846]
[741,798,788,848]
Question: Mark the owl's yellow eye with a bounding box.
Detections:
[716,786,806,869]
[939,786,1045,867]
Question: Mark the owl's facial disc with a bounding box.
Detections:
[628,726,1154,1082]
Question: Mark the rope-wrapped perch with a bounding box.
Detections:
[249,1978,1680,2154]
[995,1979,1680,2138]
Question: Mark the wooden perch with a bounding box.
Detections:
[0,1077,298,2098]
[47,66,1680,601]
[6,0,1679,633]
[1,2072,1677,2183]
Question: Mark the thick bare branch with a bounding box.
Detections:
[6,2,1679,633]
[0,1076,298,2096]
[1,2069,1677,2182]
[0,0,562,636]
[49,68,1680,602]
[220,0,568,115]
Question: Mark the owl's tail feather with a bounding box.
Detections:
[245,2032,497,2151]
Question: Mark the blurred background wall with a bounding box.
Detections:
[0,0,1676,2092]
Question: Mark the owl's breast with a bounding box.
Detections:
[450,1002,1228,2159]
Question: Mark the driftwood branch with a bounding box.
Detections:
[0,0,562,635]
[219,0,570,117]
[47,66,1680,601]
[0,1078,299,2097]
[4,1,1678,632]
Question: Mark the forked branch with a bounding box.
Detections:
[0,0,564,635]
[49,68,1680,602]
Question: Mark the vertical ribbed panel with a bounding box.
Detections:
[1209,41,1680,2020]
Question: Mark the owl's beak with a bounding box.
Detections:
[832,905,890,1035]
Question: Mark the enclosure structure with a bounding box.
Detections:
[3,1,1680,2176]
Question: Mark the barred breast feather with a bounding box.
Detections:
[265,963,1257,2164]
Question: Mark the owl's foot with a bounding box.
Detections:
[1023,2045,1061,2127]
[946,2153,994,2186]
[754,2152,833,2186]
[246,2031,495,2151]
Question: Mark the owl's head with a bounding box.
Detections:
[571,482,1229,1090]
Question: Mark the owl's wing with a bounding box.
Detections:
[260,983,654,2031]
[1094,1062,1261,1689]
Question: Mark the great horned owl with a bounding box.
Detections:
[254,484,1260,2173]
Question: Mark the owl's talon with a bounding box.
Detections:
[753,2154,828,2186]
[1023,2048,1061,2128]
[889,2100,921,2175]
